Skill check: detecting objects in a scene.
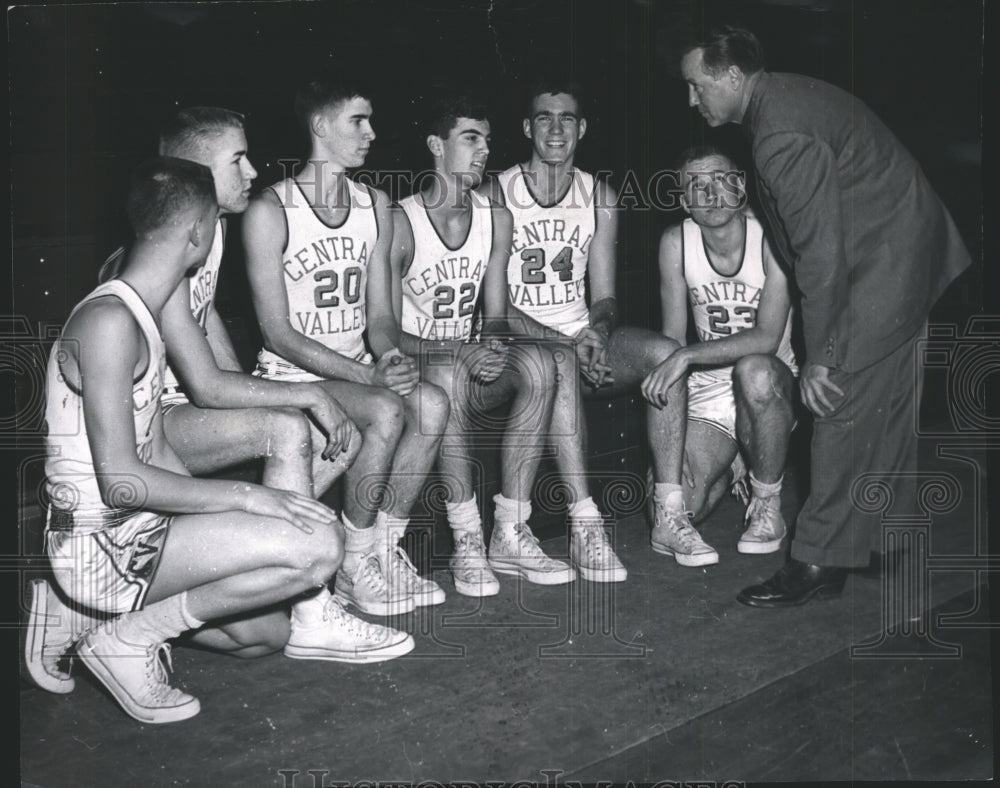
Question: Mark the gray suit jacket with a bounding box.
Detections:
[743,72,971,372]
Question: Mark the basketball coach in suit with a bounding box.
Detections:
[679,25,972,606]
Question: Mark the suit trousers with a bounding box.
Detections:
[790,327,925,568]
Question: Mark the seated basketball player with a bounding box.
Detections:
[642,145,798,565]
[243,77,451,617]
[392,94,566,594]
[39,158,412,724]
[489,79,681,582]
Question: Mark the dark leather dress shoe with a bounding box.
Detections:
[737,558,847,608]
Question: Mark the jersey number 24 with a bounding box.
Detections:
[520,246,573,284]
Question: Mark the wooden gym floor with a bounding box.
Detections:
[18,436,994,786]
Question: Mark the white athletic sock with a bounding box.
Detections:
[376,510,409,550]
[447,496,482,534]
[653,483,685,511]
[341,513,375,576]
[113,591,203,648]
[749,472,783,499]
[493,493,530,529]
[568,496,602,528]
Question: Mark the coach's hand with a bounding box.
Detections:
[243,485,339,535]
[641,348,690,409]
[373,349,419,396]
[575,326,613,387]
[308,391,356,459]
[800,363,843,416]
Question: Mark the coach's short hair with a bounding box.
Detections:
[425,93,489,139]
[294,76,371,134]
[523,77,588,119]
[126,157,217,237]
[684,26,765,77]
[158,106,245,159]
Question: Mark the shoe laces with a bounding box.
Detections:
[356,553,390,594]
[657,505,702,546]
[453,530,488,562]
[731,476,751,506]
[386,545,424,591]
[144,643,184,703]
[745,494,780,527]
[574,521,610,561]
[323,595,391,641]
[511,523,547,556]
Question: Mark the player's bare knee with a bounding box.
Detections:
[265,407,313,459]
[292,519,343,585]
[734,354,785,405]
[416,381,450,434]
[515,344,556,391]
[656,334,683,362]
[366,389,406,440]
[549,341,577,377]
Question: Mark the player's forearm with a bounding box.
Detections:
[681,328,781,368]
[263,329,375,385]
[184,371,324,412]
[204,312,243,372]
[588,296,617,337]
[95,460,269,516]
[366,316,402,360]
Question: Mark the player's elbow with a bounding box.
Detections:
[759,331,782,356]
[259,322,297,359]
[95,469,152,510]
[185,385,225,410]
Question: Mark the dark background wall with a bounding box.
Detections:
[7,0,987,518]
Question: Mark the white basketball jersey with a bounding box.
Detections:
[45,280,165,524]
[100,219,223,394]
[399,192,492,341]
[682,215,797,382]
[498,165,596,337]
[258,178,375,371]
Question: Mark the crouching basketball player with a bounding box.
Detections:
[40,158,411,724]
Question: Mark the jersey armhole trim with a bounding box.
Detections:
[267,185,290,254]
[680,221,686,279]
[365,183,379,237]
[397,208,416,278]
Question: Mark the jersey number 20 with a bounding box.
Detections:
[313,267,363,308]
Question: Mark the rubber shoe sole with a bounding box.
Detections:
[651,541,720,567]
[25,579,75,694]
[333,580,416,617]
[737,535,785,555]
[574,562,628,583]
[77,635,200,724]
[411,584,446,606]
[283,633,414,664]
[452,574,500,597]
[488,558,576,585]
